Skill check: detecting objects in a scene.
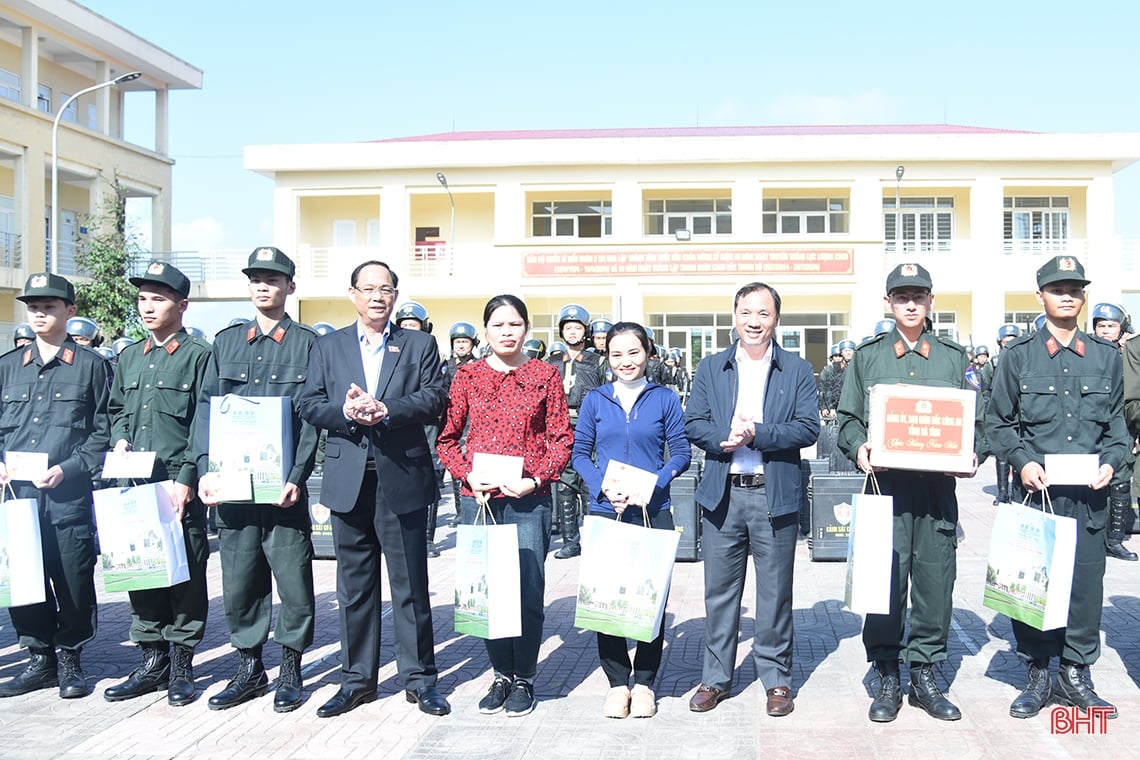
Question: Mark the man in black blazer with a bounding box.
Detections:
[298,260,449,718]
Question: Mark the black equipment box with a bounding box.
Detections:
[808,473,865,562]
[307,475,337,559]
[798,459,831,535]
[672,459,703,562]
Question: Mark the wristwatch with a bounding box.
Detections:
[532,476,542,490]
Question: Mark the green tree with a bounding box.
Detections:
[74,178,143,340]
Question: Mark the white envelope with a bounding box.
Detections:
[470,453,524,486]
[1044,454,1100,486]
[4,451,49,482]
[101,451,157,479]
[601,460,659,507]
[213,471,254,502]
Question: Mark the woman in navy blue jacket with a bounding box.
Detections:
[571,322,691,719]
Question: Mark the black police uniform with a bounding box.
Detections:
[546,348,603,556]
[107,326,212,704]
[0,337,110,695]
[988,329,1129,662]
[193,315,319,706]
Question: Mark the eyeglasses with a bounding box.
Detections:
[888,291,930,305]
[353,286,397,299]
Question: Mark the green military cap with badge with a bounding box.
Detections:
[17,271,76,304]
[129,260,191,298]
[885,262,933,293]
[1035,255,1089,288]
[241,246,296,278]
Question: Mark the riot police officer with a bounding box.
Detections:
[438,320,482,542]
[991,324,1024,505]
[522,338,547,360]
[590,318,612,355]
[546,304,604,558]
[1091,303,1137,561]
[818,344,844,418]
[66,316,102,347]
[395,301,433,333]
[12,322,35,348]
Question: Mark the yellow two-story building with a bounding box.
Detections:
[0,0,201,335]
[243,125,1140,373]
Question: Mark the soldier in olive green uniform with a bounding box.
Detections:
[0,274,111,701]
[104,262,212,707]
[194,247,319,712]
[837,263,986,724]
[987,256,1129,720]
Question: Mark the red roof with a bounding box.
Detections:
[375,124,1034,143]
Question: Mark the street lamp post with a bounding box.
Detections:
[894,164,905,255]
[50,70,142,274]
[436,171,455,276]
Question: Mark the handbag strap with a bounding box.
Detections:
[1021,488,1054,514]
[863,471,882,496]
[472,500,497,526]
[2,482,15,503]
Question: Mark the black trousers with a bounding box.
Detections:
[594,508,674,688]
[330,469,438,691]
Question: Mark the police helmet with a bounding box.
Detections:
[873,319,896,336]
[996,323,1021,342]
[669,347,683,360]
[838,339,857,353]
[859,335,874,346]
[522,338,547,360]
[644,325,655,341]
[12,323,34,346]
[94,346,116,361]
[395,301,432,333]
[185,326,207,339]
[589,318,613,336]
[111,336,135,355]
[975,345,990,357]
[228,317,247,328]
[67,316,102,345]
[829,343,841,358]
[548,341,569,358]
[449,321,480,346]
[557,304,590,335]
[1032,313,1047,332]
[1092,302,1131,333]
[312,322,336,337]
[652,343,665,359]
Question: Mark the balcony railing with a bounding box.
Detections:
[0,231,21,269]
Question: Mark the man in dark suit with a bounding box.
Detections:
[684,282,820,718]
[297,260,449,718]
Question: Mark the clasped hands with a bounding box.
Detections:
[467,474,540,509]
[344,383,388,427]
[719,413,755,453]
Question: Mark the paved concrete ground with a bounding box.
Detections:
[1,469,1138,759]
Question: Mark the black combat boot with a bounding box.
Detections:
[868,660,902,723]
[553,489,581,559]
[1009,658,1052,718]
[274,646,304,713]
[425,500,441,558]
[1054,661,1117,719]
[167,644,197,706]
[993,459,1010,505]
[104,643,169,701]
[0,648,58,697]
[1106,490,1137,561]
[908,663,961,721]
[57,647,89,699]
[208,647,268,710]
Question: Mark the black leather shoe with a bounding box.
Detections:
[405,685,451,716]
[908,663,961,721]
[316,687,376,718]
[1054,662,1117,719]
[104,645,169,702]
[869,661,902,723]
[0,649,58,698]
[207,651,268,711]
[273,647,304,713]
[167,645,197,707]
[57,648,89,699]
[1010,659,1052,718]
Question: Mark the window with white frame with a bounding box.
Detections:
[59,93,77,123]
[1004,196,1069,254]
[87,103,97,130]
[929,311,957,340]
[763,197,849,234]
[37,84,51,113]
[883,197,954,253]
[0,68,20,102]
[332,220,357,247]
[531,200,611,238]
[645,198,731,236]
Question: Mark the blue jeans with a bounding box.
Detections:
[460,494,551,680]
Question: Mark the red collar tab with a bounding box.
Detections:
[246,325,258,343]
[1073,338,1086,357]
[1045,337,1060,357]
[271,325,287,344]
[918,340,931,359]
[21,348,32,366]
[893,340,905,358]
[165,338,180,355]
[143,338,153,355]
[60,348,74,365]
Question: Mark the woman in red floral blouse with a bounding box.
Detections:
[437,294,572,717]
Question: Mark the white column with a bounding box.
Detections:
[733,179,763,241]
[20,27,36,110]
[611,180,641,240]
[380,185,409,273]
[849,175,887,336]
[495,182,523,244]
[969,178,1007,339]
[155,87,169,155]
[94,61,111,134]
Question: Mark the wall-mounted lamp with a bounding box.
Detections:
[674,229,692,241]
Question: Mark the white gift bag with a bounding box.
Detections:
[844,474,894,615]
[208,395,293,504]
[0,490,46,608]
[93,481,190,593]
[454,507,521,640]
